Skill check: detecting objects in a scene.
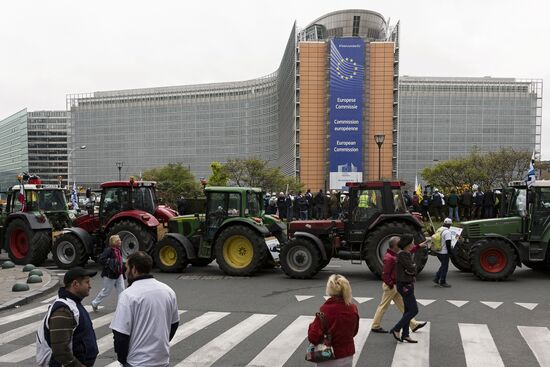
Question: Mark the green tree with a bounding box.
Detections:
[142,163,202,206]
[208,161,229,186]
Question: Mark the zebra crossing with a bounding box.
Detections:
[0,303,549,367]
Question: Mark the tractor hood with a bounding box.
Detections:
[460,217,522,239]
[288,220,345,235]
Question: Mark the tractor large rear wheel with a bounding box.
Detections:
[154,236,189,273]
[6,219,50,265]
[52,233,88,269]
[215,225,266,276]
[450,241,472,272]
[470,239,517,281]
[364,222,427,278]
[280,238,322,279]
[108,220,154,260]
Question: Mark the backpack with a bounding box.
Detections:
[430,227,447,252]
[36,298,80,367]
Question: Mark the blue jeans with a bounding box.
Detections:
[92,275,125,307]
[448,206,460,221]
[435,253,450,284]
[392,282,418,338]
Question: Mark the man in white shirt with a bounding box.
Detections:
[433,218,454,288]
[110,251,179,367]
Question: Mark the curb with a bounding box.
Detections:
[0,268,59,311]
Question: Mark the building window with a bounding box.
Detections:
[352,16,361,37]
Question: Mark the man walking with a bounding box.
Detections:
[38,267,99,367]
[110,251,180,367]
[432,218,454,287]
[371,237,427,334]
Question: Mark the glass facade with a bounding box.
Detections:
[397,77,542,185]
[0,109,29,191]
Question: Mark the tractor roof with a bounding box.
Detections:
[11,185,65,191]
[204,186,262,193]
[101,181,156,188]
[531,180,550,188]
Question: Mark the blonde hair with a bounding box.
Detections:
[109,235,121,246]
[325,274,353,305]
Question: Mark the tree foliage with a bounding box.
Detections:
[208,161,229,186]
[142,163,202,206]
[208,158,303,193]
[421,148,531,191]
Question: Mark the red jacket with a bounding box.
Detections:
[382,245,419,287]
[308,297,359,359]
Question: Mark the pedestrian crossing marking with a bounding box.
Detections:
[354,297,373,304]
[459,323,505,367]
[392,322,430,367]
[41,295,57,303]
[518,326,550,367]
[0,304,49,326]
[247,315,313,367]
[447,300,469,307]
[417,299,436,306]
[481,301,503,309]
[295,295,315,302]
[514,302,538,310]
[174,313,276,367]
[352,318,373,367]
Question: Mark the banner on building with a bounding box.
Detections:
[329,38,365,190]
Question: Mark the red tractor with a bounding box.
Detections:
[52,178,177,269]
[280,181,428,279]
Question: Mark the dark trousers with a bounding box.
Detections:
[432,206,444,221]
[314,206,324,220]
[435,253,450,284]
[483,206,494,219]
[392,282,418,338]
[461,205,471,220]
[472,205,482,219]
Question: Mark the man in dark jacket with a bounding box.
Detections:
[460,188,473,220]
[176,196,186,215]
[447,189,460,222]
[430,189,444,221]
[296,192,308,220]
[276,192,287,220]
[472,185,484,219]
[313,189,325,219]
[483,189,495,218]
[47,268,99,367]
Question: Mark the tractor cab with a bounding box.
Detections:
[528,181,550,243]
[99,180,157,225]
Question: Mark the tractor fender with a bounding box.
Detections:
[106,210,160,229]
[472,234,522,267]
[6,212,52,231]
[161,233,197,260]
[60,227,94,255]
[368,216,426,243]
[291,231,328,261]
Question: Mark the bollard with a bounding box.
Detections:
[1,261,15,269]
[22,264,36,272]
[27,275,42,283]
[12,283,30,292]
[29,269,44,277]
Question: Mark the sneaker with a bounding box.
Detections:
[439,283,452,288]
[92,303,98,312]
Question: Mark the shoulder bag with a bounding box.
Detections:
[305,312,336,363]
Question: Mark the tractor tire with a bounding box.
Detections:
[364,222,427,278]
[52,233,88,269]
[154,236,189,273]
[6,219,51,265]
[280,238,322,279]
[450,241,472,272]
[108,220,154,260]
[215,225,267,276]
[189,258,214,267]
[470,239,517,281]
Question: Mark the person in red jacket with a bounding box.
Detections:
[308,274,359,366]
[371,236,427,333]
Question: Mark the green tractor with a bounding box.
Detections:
[457,180,550,280]
[153,186,286,276]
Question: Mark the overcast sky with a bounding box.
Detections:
[1,0,548,158]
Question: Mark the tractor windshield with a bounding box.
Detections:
[247,191,262,217]
[23,190,67,212]
[511,188,527,217]
[132,186,156,214]
[392,189,407,213]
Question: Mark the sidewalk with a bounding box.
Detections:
[0,258,59,311]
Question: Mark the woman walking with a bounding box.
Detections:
[308,274,359,366]
[390,234,421,343]
[91,235,125,311]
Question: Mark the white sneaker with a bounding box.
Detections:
[92,303,98,312]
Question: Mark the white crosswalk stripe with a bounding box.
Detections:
[459,323,505,367]
[1,305,549,367]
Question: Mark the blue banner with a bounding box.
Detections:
[329,38,365,190]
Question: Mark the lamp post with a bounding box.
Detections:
[67,145,87,187]
[116,162,124,181]
[374,134,385,180]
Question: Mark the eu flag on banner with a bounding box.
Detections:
[526,152,536,188]
[71,182,79,211]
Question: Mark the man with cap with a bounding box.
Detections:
[46,267,99,367]
[433,218,454,287]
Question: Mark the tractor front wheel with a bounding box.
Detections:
[6,219,50,265]
[154,237,189,273]
[215,225,266,276]
[470,239,517,281]
[280,238,322,279]
[108,220,154,260]
[450,240,472,272]
[52,233,88,269]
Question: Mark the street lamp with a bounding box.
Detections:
[67,145,87,187]
[374,134,385,180]
[116,162,124,181]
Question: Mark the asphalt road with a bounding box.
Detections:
[1,257,550,367]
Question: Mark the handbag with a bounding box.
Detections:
[305,312,336,363]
